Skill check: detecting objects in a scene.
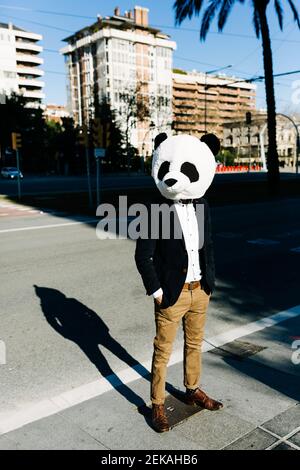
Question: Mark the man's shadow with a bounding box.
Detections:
[34,285,179,413]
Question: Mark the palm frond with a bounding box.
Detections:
[287,0,300,28]
[200,0,221,40]
[252,6,261,38]
[174,0,204,25]
[218,0,245,31]
[274,0,283,30]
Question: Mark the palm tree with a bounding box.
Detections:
[174,0,300,194]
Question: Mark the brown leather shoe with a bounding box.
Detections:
[186,388,223,411]
[152,404,170,432]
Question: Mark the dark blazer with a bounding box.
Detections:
[134,196,215,308]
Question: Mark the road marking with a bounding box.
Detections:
[0,219,99,234]
[0,304,299,435]
[247,238,280,246]
[216,232,242,239]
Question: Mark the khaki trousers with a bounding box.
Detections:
[151,284,210,405]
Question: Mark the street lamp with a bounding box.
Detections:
[204,65,232,134]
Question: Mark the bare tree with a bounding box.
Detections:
[119,81,151,172]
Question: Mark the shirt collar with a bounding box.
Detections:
[177,199,194,205]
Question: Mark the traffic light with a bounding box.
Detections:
[92,118,103,148]
[245,111,252,126]
[78,125,88,147]
[12,132,22,150]
[105,122,111,148]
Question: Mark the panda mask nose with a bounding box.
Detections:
[164,178,177,187]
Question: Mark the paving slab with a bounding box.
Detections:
[61,388,203,450]
[223,428,277,450]
[200,352,296,426]
[263,404,300,438]
[272,442,296,450]
[175,407,254,450]
[289,431,300,447]
[0,435,20,450]
[0,414,107,450]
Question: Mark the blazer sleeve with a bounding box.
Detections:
[135,237,161,296]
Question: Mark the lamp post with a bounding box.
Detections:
[204,65,232,134]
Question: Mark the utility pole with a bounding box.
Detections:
[11,132,22,200]
[246,112,252,172]
[92,118,109,207]
[79,125,93,208]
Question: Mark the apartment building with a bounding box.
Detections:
[0,22,44,107]
[173,69,256,138]
[223,112,299,167]
[44,104,70,124]
[60,6,176,155]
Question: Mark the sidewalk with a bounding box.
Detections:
[0,314,299,450]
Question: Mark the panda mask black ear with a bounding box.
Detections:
[154,132,168,150]
[200,133,220,157]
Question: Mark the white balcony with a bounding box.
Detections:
[16,66,44,76]
[14,30,42,42]
[15,42,43,54]
[18,77,45,88]
[20,89,45,100]
[16,54,44,66]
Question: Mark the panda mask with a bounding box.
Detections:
[152,133,219,201]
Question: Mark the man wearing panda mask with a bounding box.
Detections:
[135,133,223,433]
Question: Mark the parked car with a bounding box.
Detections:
[1,167,23,179]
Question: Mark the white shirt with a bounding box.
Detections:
[152,201,201,299]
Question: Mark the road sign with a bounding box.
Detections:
[94,148,106,159]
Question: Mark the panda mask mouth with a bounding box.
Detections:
[160,171,193,195]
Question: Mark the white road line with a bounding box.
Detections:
[0,304,299,436]
[0,219,99,234]
[247,239,280,246]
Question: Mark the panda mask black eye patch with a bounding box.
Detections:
[180,162,199,183]
[158,161,170,181]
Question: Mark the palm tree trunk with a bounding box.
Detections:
[257,4,280,195]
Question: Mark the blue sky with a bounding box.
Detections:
[2,0,300,112]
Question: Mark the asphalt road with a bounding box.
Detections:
[0,196,300,420]
[1,171,299,196]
